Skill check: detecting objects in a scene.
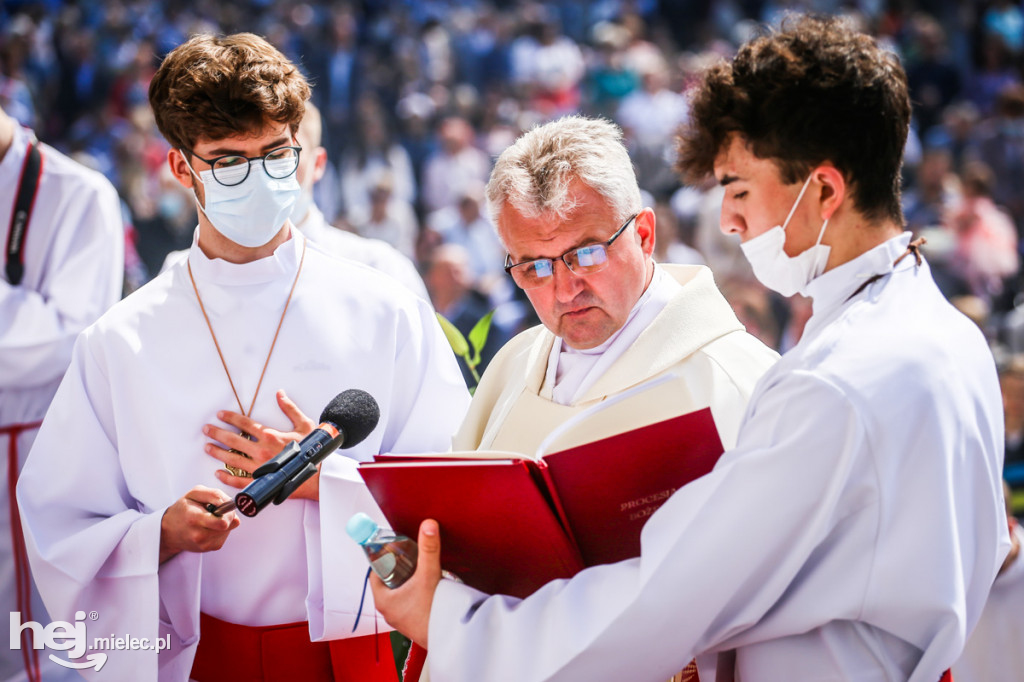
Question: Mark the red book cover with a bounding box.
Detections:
[544,407,723,566]
[358,407,723,599]
[358,459,584,598]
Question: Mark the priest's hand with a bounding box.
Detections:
[204,389,321,500]
[370,519,443,646]
[160,485,240,563]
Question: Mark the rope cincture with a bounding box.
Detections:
[845,237,927,303]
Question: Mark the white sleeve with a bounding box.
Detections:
[310,296,471,641]
[427,371,867,681]
[307,454,394,641]
[378,296,471,455]
[17,335,199,681]
[385,254,430,302]
[0,177,123,388]
[367,242,430,302]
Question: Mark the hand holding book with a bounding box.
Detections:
[358,384,724,598]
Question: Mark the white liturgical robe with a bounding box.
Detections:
[0,124,124,424]
[17,232,470,681]
[297,204,429,301]
[1,123,123,682]
[429,234,1008,682]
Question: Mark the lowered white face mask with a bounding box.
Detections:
[740,174,830,297]
[183,154,300,248]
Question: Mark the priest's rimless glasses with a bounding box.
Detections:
[504,213,638,290]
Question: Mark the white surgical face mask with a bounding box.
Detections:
[739,174,831,297]
[182,153,300,248]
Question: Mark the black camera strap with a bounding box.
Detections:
[5,139,43,286]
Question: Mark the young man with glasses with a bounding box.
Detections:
[17,33,469,682]
[157,102,429,299]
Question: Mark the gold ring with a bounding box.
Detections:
[224,464,252,478]
[226,444,253,478]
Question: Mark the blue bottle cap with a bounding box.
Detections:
[346,512,379,545]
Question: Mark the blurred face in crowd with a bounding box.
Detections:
[458,193,482,223]
[425,245,472,311]
[498,180,655,350]
[917,150,951,194]
[439,118,472,154]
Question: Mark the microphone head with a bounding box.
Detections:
[320,389,380,449]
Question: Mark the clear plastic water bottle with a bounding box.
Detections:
[346,512,417,588]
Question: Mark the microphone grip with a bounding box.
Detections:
[274,462,319,504]
[234,426,344,517]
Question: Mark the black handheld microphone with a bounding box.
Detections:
[207,389,380,518]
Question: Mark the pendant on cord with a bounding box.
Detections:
[225,431,254,478]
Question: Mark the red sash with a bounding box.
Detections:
[192,612,399,682]
[3,421,43,682]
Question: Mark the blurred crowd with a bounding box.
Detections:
[2,0,1024,505]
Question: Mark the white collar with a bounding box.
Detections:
[564,265,664,358]
[543,264,680,404]
[186,228,304,286]
[802,232,913,317]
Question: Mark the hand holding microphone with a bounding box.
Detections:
[160,485,241,564]
[206,390,317,493]
[207,389,380,518]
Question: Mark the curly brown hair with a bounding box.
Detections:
[677,15,911,224]
[148,33,310,152]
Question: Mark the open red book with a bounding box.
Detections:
[358,404,724,599]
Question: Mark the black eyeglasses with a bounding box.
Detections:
[186,145,302,187]
[504,214,638,290]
